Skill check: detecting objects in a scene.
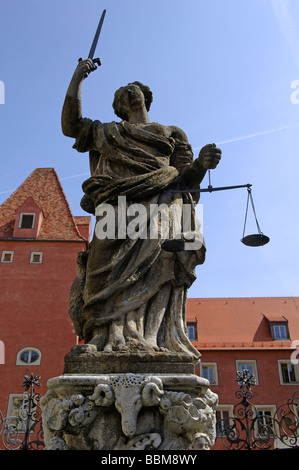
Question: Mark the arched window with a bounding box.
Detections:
[16,347,41,366]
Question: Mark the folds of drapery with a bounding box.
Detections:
[71,118,204,361]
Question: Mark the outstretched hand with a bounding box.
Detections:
[196,143,222,170]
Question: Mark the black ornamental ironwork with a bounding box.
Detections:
[216,369,299,450]
[0,373,44,450]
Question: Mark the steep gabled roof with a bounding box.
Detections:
[187,297,299,350]
[0,168,87,241]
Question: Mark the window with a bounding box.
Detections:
[270,322,290,341]
[278,360,299,384]
[216,406,234,436]
[257,410,272,430]
[216,410,229,436]
[274,325,287,339]
[16,348,41,366]
[236,360,259,385]
[7,394,35,433]
[1,250,14,263]
[30,252,43,264]
[6,394,26,432]
[255,407,275,439]
[200,362,218,385]
[19,213,35,229]
[187,322,197,341]
[265,315,290,341]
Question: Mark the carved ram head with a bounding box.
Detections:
[89,376,164,438]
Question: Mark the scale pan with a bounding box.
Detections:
[241,234,270,247]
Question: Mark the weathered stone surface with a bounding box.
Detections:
[63,345,196,374]
[41,60,222,451]
[41,373,218,450]
[61,62,221,357]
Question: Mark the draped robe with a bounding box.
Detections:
[72,117,205,361]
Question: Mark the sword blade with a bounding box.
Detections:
[88,9,106,59]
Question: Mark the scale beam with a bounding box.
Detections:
[172,183,252,194]
[169,181,270,248]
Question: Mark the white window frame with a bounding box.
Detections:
[1,250,14,263]
[216,405,234,436]
[18,213,35,229]
[254,405,277,439]
[273,324,289,340]
[278,360,299,385]
[200,362,218,385]
[7,393,35,433]
[236,360,259,385]
[29,252,43,264]
[16,347,41,366]
[6,394,27,432]
[269,321,290,341]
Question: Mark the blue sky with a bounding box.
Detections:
[0,0,298,299]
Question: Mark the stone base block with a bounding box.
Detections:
[63,344,196,374]
[41,372,218,450]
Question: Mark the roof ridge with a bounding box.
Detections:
[50,168,85,242]
[0,168,88,242]
[0,168,41,208]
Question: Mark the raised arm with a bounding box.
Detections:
[61,59,97,138]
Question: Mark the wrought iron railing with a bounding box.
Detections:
[216,369,299,450]
[1,371,298,450]
[0,374,44,450]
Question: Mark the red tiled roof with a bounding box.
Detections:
[0,168,89,241]
[187,297,299,350]
[73,216,91,225]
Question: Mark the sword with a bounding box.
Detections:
[79,9,106,77]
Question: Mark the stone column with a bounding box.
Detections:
[41,345,218,450]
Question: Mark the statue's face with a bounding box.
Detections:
[118,84,146,116]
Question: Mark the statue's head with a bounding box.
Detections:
[112,81,153,121]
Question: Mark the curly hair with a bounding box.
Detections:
[112,81,153,121]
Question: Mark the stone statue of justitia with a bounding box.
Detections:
[62,58,221,362]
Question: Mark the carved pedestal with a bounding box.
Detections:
[41,345,218,450]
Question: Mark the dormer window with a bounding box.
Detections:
[19,213,35,229]
[187,322,198,341]
[271,323,289,340]
[267,321,290,341]
[13,198,43,239]
[264,314,290,341]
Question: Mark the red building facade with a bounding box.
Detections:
[0,169,298,450]
[0,168,90,419]
[186,297,299,449]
